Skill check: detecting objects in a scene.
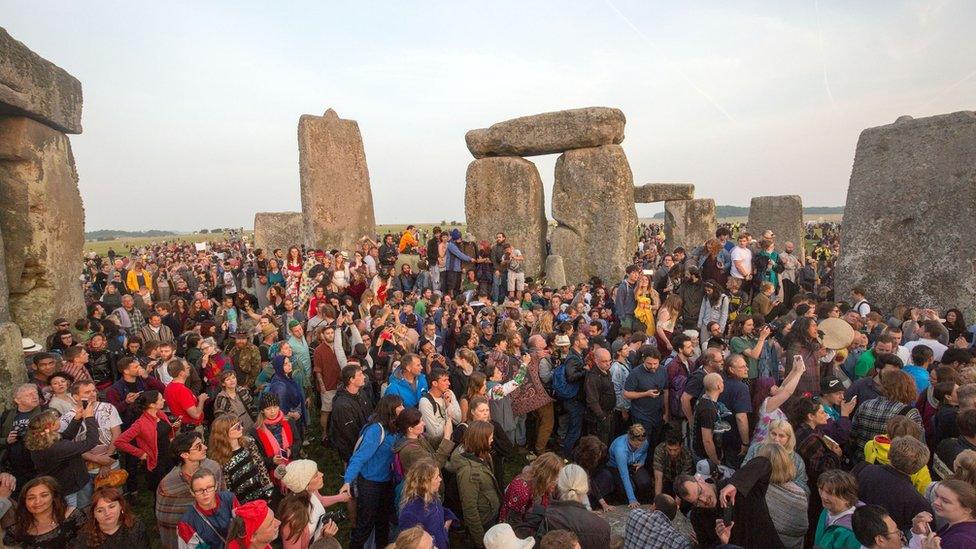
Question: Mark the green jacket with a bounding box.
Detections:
[813,507,861,549]
[447,451,501,547]
[854,349,877,379]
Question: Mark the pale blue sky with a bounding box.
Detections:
[5,1,975,231]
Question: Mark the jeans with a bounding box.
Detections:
[429,265,440,292]
[492,272,504,303]
[514,414,527,447]
[350,477,394,549]
[561,398,585,456]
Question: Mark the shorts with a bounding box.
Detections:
[507,271,525,293]
[320,389,337,412]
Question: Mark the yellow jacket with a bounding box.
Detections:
[864,434,932,494]
[398,231,418,252]
[125,269,153,293]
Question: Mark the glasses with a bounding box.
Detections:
[631,434,647,440]
[884,530,907,542]
[190,442,206,452]
[193,485,217,495]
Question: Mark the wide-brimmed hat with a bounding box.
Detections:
[818,317,855,350]
[21,338,43,353]
[483,523,535,549]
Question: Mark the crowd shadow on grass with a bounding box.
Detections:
[131,420,529,548]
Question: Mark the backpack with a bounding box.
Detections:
[552,360,578,400]
[666,357,690,416]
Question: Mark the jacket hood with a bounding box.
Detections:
[867,435,891,464]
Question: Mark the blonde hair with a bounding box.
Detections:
[556,463,589,503]
[534,312,554,336]
[756,442,796,484]
[767,419,796,452]
[399,459,439,510]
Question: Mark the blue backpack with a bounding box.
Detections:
[552,360,579,400]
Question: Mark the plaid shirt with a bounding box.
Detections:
[850,397,922,457]
[624,508,692,549]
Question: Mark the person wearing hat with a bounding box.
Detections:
[277,460,350,546]
[443,229,476,297]
[226,500,280,549]
[228,330,262,388]
[483,522,534,549]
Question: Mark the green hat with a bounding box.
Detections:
[288,320,301,329]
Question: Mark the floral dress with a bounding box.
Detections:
[634,294,656,335]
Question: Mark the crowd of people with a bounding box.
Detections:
[0,220,974,549]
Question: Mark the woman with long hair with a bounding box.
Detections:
[208,416,275,505]
[285,246,304,299]
[447,421,501,546]
[25,404,99,509]
[783,316,827,396]
[254,393,301,475]
[74,486,148,547]
[267,258,286,288]
[393,408,455,479]
[633,274,659,338]
[756,442,808,548]
[113,390,176,491]
[267,354,308,430]
[397,460,457,549]
[213,370,256,432]
[945,308,969,344]
[699,238,727,286]
[698,279,730,336]
[47,372,76,416]
[655,294,682,355]
[3,476,85,548]
[499,451,563,523]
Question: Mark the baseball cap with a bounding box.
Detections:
[611,338,627,356]
[821,375,844,395]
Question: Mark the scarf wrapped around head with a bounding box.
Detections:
[269,355,306,427]
[227,500,272,549]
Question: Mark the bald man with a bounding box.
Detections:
[584,347,617,444]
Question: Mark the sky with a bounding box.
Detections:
[5,1,976,231]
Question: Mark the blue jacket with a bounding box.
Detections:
[607,434,650,503]
[343,422,401,484]
[384,368,429,409]
[444,241,473,272]
[614,279,637,319]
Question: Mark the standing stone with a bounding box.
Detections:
[545,255,567,288]
[0,116,86,342]
[0,226,10,322]
[664,199,716,251]
[253,212,305,255]
[298,109,376,252]
[0,27,83,134]
[633,183,695,203]
[747,195,805,256]
[0,322,25,407]
[551,145,637,285]
[836,112,976,320]
[464,157,547,276]
[465,107,625,158]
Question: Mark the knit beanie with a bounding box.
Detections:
[226,500,270,549]
[281,459,318,493]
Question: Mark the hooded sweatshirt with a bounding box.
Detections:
[864,434,932,494]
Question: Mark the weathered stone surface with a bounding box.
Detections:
[545,255,567,288]
[634,183,695,203]
[464,157,547,275]
[836,111,976,320]
[747,195,805,256]
[664,199,716,251]
[0,28,83,134]
[0,116,86,342]
[0,226,9,322]
[298,109,376,252]
[0,322,25,407]
[465,107,625,158]
[253,212,305,255]
[551,145,637,285]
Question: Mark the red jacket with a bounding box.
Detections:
[113,410,174,471]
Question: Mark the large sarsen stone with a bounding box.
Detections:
[836,112,976,320]
[664,199,716,252]
[464,157,547,276]
[0,27,83,134]
[0,116,86,342]
[747,195,805,256]
[298,109,376,253]
[634,183,695,203]
[551,145,637,285]
[465,107,625,158]
[253,212,305,255]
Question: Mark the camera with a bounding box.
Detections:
[316,509,348,530]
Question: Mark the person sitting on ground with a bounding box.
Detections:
[623,493,693,549]
[608,424,652,509]
[518,464,611,549]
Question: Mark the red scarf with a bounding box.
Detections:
[255,412,293,461]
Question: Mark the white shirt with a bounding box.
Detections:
[905,338,948,362]
[730,245,752,279]
[418,389,461,439]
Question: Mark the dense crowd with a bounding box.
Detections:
[1,220,975,549]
